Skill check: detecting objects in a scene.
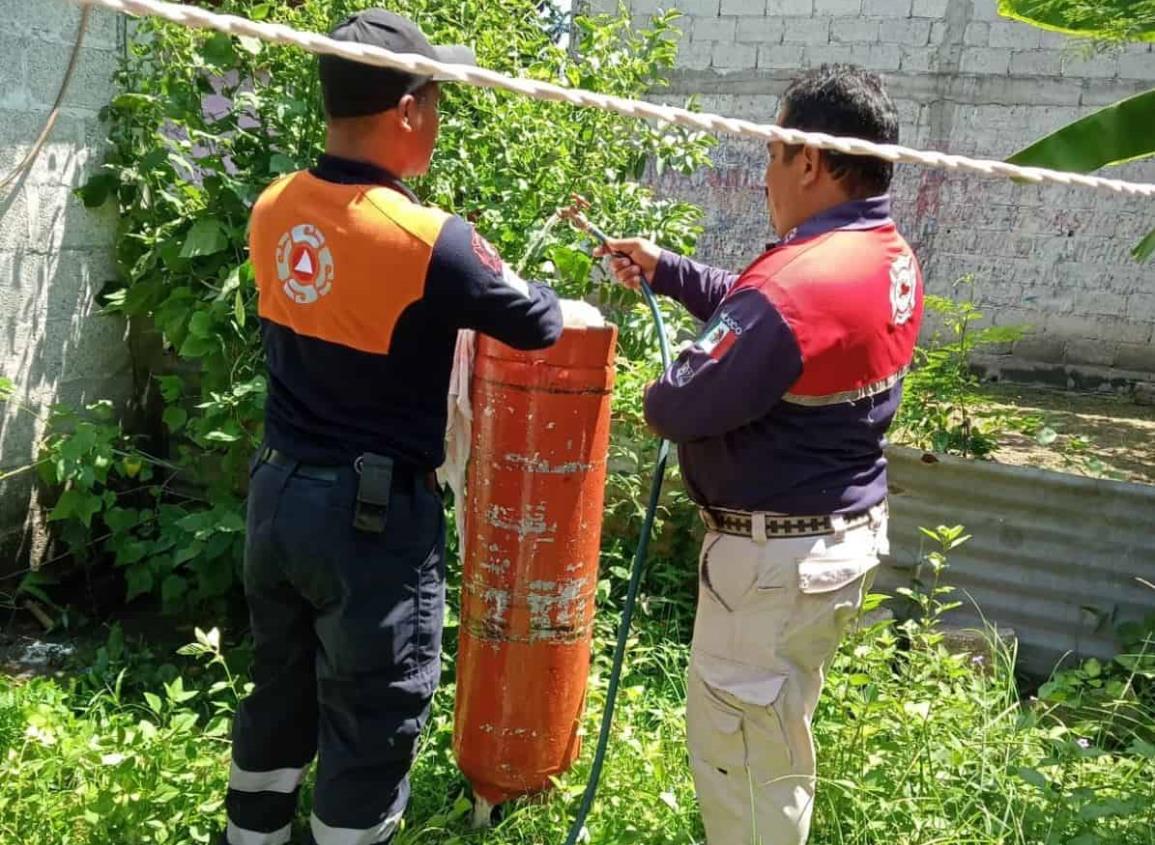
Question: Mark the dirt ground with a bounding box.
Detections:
[973,384,1155,485]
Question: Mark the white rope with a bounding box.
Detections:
[74,0,1155,199]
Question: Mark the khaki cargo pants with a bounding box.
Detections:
[687,507,887,845]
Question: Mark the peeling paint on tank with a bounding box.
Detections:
[525,577,590,639]
[485,503,553,537]
[503,453,596,474]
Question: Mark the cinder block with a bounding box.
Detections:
[882,18,931,45]
[678,40,716,69]
[899,45,937,72]
[1119,50,1155,79]
[960,47,1011,75]
[911,0,949,17]
[767,0,815,15]
[28,185,117,251]
[970,0,1003,21]
[680,0,723,15]
[713,41,758,67]
[1064,339,1117,368]
[1128,293,1155,320]
[757,43,806,68]
[964,22,989,46]
[674,0,716,15]
[735,16,785,43]
[1115,343,1155,374]
[1012,336,1067,364]
[34,311,130,385]
[783,16,830,44]
[1060,52,1119,79]
[863,0,911,16]
[814,0,862,14]
[721,0,766,14]
[1073,289,1129,317]
[693,15,738,41]
[26,45,120,112]
[988,21,1041,49]
[1046,314,1151,345]
[803,44,856,68]
[0,38,24,107]
[1009,50,1062,77]
[0,192,31,250]
[867,42,902,70]
[831,17,879,43]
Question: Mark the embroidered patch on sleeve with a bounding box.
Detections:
[695,310,742,360]
[471,229,504,274]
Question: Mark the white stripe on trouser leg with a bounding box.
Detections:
[228,762,307,794]
[310,811,403,845]
[225,821,292,845]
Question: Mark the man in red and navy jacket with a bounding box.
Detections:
[600,65,923,845]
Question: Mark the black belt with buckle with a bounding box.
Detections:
[261,447,340,482]
[259,447,438,534]
[699,505,881,539]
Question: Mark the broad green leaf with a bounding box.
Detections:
[237,36,263,55]
[1134,228,1155,263]
[234,289,246,328]
[180,219,228,259]
[110,92,156,112]
[999,0,1155,42]
[50,488,102,528]
[269,153,297,174]
[1007,90,1155,173]
[125,564,154,602]
[163,406,188,432]
[202,32,236,66]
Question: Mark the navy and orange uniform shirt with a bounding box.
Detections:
[644,196,924,516]
[250,155,562,470]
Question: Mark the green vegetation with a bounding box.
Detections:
[4,528,1154,844]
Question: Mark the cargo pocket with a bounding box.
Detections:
[687,671,747,778]
[797,554,877,594]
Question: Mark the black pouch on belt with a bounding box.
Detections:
[353,452,393,533]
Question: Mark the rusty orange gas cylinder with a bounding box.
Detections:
[453,324,617,811]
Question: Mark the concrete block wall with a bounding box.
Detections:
[586,0,1155,389]
[0,0,129,573]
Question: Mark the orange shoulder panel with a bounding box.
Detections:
[252,173,450,355]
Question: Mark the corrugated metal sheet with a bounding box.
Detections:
[881,447,1155,676]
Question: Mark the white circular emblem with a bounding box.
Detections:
[889,253,917,326]
[276,223,334,304]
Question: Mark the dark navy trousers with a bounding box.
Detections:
[225,452,445,845]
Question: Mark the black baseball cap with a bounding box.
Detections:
[319,9,476,118]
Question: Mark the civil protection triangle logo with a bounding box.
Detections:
[277,223,335,304]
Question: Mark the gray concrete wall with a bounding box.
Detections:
[587,0,1155,390]
[0,0,129,573]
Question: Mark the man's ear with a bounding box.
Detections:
[396,93,418,133]
[800,144,822,187]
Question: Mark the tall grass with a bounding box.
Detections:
[2,533,1153,844]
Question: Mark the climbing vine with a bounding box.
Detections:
[39,0,713,615]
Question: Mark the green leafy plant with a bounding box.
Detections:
[1001,1,1155,261]
[999,0,1155,43]
[46,0,712,614]
[895,277,1030,457]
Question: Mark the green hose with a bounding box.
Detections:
[562,277,672,845]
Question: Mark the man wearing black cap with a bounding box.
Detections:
[222,10,563,845]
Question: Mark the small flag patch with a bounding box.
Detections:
[696,311,742,360]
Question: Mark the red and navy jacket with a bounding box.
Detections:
[644,196,923,515]
[250,155,562,470]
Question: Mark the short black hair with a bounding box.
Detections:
[779,64,899,197]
